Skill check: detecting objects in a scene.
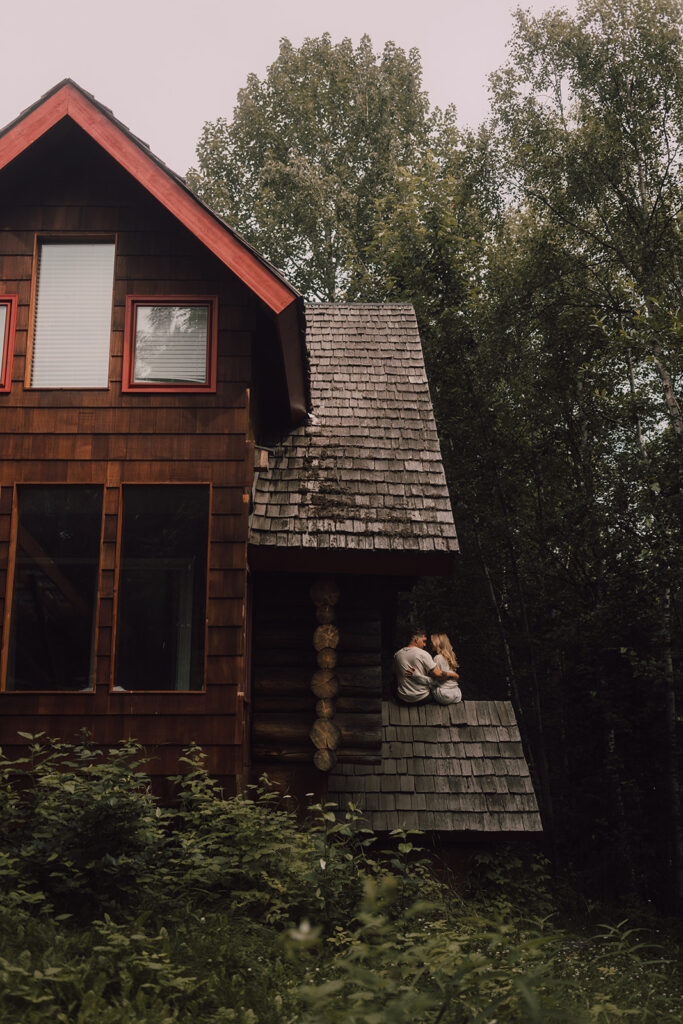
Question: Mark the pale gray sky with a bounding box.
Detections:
[1,0,576,175]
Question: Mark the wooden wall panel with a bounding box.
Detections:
[0,123,259,790]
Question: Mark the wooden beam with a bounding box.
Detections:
[248,544,457,577]
[18,526,89,617]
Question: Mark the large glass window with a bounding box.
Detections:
[122,297,217,392]
[115,486,209,691]
[0,296,17,393]
[6,487,103,691]
[30,242,115,388]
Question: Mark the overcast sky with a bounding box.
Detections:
[1,0,577,176]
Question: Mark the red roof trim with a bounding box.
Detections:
[0,83,296,317]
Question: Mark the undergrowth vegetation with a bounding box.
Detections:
[0,736,681,1023]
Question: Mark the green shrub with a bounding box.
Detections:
[0,738,680,1023]
[0,735,163,918]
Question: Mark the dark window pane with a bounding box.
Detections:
[116,486,209,691]
[6,487,102,691]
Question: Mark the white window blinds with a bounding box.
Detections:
[132,304,209,384]
[31,243,115,388]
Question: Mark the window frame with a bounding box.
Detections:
[25,234,116,391]
[0,295,17,393]
[110,482,211,694]
[0,483,105,694]
[122,295,218,394]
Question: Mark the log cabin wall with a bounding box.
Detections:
[250,572,389,796]
[0,120,265,792]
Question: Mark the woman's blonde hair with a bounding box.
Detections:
[431,633,459,672]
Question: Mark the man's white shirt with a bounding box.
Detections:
[393,646,435,703]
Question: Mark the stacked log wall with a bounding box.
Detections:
[250,573,385,776]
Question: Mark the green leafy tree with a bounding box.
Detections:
[488,0,683,907]
[371,0,682,906]
[186,34,432,300]
[490,0,683,447]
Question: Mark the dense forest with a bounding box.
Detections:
[187,0,683,911]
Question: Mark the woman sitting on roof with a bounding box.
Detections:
[393,629,462,706]
[430,633,463,706]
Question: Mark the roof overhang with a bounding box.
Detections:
[248,544,457,577]
[0,80,308,425]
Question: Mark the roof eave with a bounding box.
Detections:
[0,79,309,424]
[248,544,457,577]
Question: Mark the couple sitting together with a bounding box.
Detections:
[394,630,463,706]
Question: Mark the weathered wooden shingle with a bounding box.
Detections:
[249,304,458,553]
[329,700,543,834]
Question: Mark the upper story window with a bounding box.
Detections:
[122,296,218,393]
[30,242,115,388]
[0,295,17,393]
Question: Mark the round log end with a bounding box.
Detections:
[317,648,337,669]
[310,717,341,750]
[310,577,340,607]
[311,667,336,686]
[315,603,336,625]
[311,671,339,699]
[313,748,337,772]
[315,698,335,719]
[313,624,340,651]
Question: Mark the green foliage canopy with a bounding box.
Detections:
[185,2,682,906]
[187,34,433,301]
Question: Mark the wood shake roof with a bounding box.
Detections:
[249,304,458,557]
[328,700,543,834]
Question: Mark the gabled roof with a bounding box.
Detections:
[249,304,458,574]
[0,79,308,422]
[329,700,542,834]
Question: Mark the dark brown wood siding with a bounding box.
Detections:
[0,121,261,790]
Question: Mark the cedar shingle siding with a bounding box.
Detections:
[250,304,458,554]
[328,700,542,833]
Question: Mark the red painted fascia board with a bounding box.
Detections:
[0,84,297,317]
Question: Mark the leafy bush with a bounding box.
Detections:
[0,734,162,918]
[0,738,680,1023]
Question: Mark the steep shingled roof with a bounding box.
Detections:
[249,304,458,556]
[328,700,543,833]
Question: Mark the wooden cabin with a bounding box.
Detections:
[0,81,541,837]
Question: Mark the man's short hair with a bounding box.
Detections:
[408,627,427,644]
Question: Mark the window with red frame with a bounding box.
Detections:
[0,296,17,393]
[115,485,209,691]
[122,296,218,392]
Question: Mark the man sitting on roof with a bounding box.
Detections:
[394,629,461,706]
